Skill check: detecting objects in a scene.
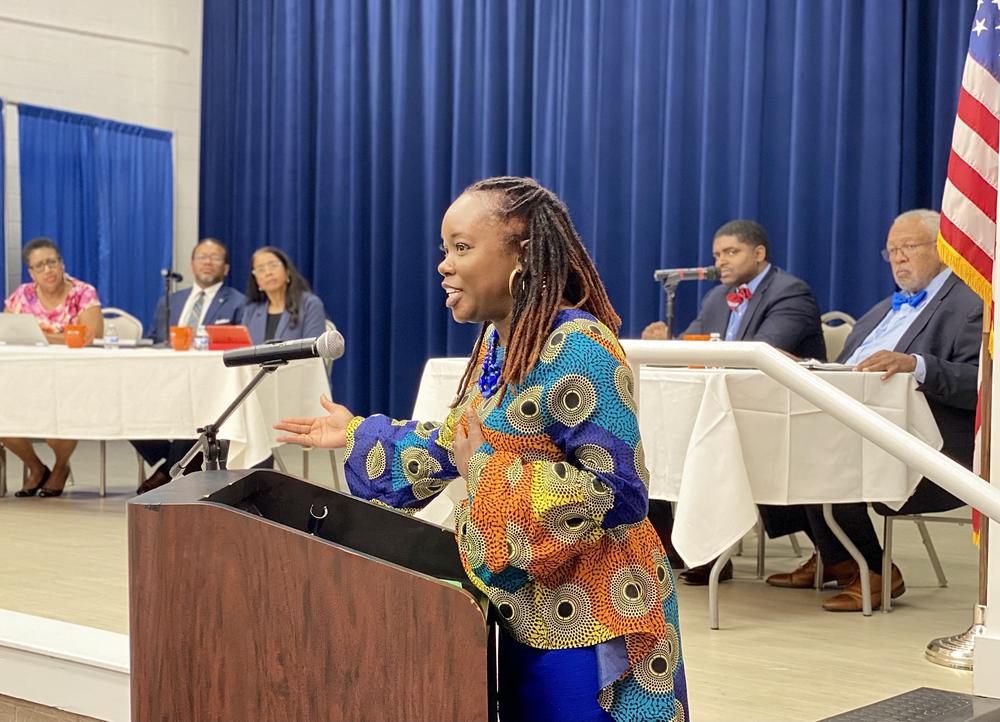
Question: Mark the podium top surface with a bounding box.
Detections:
[130,469,475,591]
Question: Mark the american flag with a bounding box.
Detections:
[939,0,1000,545]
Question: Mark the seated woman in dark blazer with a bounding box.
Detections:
[242,246,327,343]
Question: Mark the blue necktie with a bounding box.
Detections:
[890,288,927,312]
[185,291,206,328]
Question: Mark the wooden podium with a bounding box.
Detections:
[128,469,494,722]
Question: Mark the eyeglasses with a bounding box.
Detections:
[251,260,284,276]
[881,242,934,262]
[28,258,61,272]
[193,254,225,263]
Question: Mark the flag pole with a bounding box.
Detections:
[979,313,992,607]
[924,292,993,670]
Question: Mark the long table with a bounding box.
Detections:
[0,345,331,494]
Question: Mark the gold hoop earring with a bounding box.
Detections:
[508,266,523,298]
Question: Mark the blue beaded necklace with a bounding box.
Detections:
[478,328,503,398]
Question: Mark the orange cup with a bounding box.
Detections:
[170,325,193,351]
[680,333,711,368]
[64,324,87,348]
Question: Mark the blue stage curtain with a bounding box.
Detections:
[18,105,173,328]
[200,0,974,418]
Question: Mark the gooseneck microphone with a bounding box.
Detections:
[222,326,345,367]
[652,266,720,283]
[160,269,183,282]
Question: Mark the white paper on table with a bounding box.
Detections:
[671,373,758,567]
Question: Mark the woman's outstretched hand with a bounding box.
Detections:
[452,407,485,479]
[274,395,355,449]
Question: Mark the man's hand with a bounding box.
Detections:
[641,321,669,341]
[453,407,485,479]
[854,350,917,380]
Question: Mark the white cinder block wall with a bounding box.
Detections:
[0,0,204,295]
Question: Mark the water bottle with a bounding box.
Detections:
[707,332,721,368]
[193,325,210,351]
[104,320,119,350]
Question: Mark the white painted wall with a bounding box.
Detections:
[0,0,203,293]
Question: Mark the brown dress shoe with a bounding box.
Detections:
[136,468,172,495]
[678,558,733,585]
[765,553,858,589]
[822,564,905,612]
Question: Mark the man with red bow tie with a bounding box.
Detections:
[642,219,825,584]
[642,219,825,358]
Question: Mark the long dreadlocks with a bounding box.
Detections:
[453,176,621,404]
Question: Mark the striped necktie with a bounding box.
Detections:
[185,291,206,328]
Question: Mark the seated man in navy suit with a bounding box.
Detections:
[642,219,826,359]
[766,209,980,611]
[147,237,246,343]
[134,238,247,493]
[643,220,826,583]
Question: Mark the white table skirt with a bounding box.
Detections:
[0,346,331,468]
[410,358,943,564]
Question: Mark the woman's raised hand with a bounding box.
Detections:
[452,407,485,479]
[274,395,355,449]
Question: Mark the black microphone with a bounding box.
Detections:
[222,326,345,367]
[161,269,183,282]
[653,266,720,284]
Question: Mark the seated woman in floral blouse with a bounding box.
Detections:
[4,236,103,497]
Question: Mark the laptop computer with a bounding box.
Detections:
[0,313,49,346]
[204,324,253,351]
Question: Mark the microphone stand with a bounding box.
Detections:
[660,277,680,340]
[162,271,177,347]
[169,360,287,479]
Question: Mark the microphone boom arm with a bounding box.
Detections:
[169,360,287,478]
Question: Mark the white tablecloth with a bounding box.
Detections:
[0,346,331,468]
[410,359,943,564]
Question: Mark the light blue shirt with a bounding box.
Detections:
[843,268,952,382]
[725,264,772,341]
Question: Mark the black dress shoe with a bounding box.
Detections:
[136,468,172,495]
[38,467,68,497]
[679,558,733,585]
[14,467,50,497]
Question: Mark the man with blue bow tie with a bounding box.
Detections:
[766,209,982,612]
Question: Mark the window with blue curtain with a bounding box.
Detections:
[18,105,173,326]
[200,0,975,418]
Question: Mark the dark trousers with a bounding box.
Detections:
[803,503,883,570]
[757,502,911,570]
[132,439,203,475]
[131,439,275,475]
[778,478,965,571]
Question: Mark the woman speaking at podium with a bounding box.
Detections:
[276,177,688,722]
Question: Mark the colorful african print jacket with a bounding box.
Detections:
[344,309,688,722]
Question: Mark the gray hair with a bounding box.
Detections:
[894,209,940,242]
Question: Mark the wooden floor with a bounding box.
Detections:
[0,441,982,721]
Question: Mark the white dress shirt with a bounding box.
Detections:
[178,281,223,328]
[843,268,952,382]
